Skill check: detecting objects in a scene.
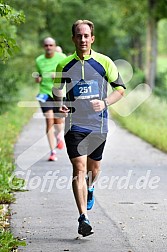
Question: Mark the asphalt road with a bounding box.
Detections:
[11,112,167,252]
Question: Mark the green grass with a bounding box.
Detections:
[111,94,167,153]
[0,86,37,251]
[157,55,167,73]
[0,87,37,203]
[0,231,26,252]
[111,55,167,153]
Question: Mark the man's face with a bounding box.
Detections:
[44,41,56,56]
[72,24,95,54]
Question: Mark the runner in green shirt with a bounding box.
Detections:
[35,37,66,161]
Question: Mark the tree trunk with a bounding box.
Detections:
[145,0,158,89]
[131,37,143,70]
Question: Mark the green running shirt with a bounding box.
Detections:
[36,52,66,97]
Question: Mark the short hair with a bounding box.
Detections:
[72,20,94,36]
[43,37,56,45]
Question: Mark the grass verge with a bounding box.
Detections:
[0,86,37,251]
[110,93,167,153]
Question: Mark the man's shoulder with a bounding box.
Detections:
[91,51,117,73]
[56,52,67,59]
[54,52,66,60]
[57,53,75,68]
[92,50,113,64]
[36,54,45,62]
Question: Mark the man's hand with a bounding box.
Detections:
[90,90,124,112]
[35,76,42,83]
[90,99,106,112]
[59,105,70,117]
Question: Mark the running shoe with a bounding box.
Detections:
[56,139,64,150]
[87,187,95,210]
[48,152,57,161]
[78,214,94,237]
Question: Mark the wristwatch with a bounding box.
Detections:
[103,98,109,108]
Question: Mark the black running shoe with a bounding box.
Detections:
[78,214,94,237]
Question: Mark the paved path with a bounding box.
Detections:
[11,112,167,252]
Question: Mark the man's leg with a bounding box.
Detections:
[86,134,107,210]
[87,157,101,187]
[71,155,94,236]
[45,110,55,151]
[65,131,88,214]
[86,158,101,210]
[54,117,65,149]
[64,131,94,236]
[71,155,87,216]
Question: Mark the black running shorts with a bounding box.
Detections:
[64,131,107,161]
[39,95,57,114]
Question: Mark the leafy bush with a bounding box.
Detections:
[0,62,20,114]
[0,55,36,115]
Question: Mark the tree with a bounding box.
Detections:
[108,1,147,69]
[145,0,167,88]
[0,1,25,62]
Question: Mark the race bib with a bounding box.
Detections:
[36,93,49,103]
[73,79,99,99]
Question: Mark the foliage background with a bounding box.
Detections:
[0,0,167,114]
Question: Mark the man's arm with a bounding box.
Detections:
[90,56,126,112]
[52,84,70,117]
[104,88,124,107]
[90,88,124,112]
[35,60,42,83]
[35,74,42,83]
